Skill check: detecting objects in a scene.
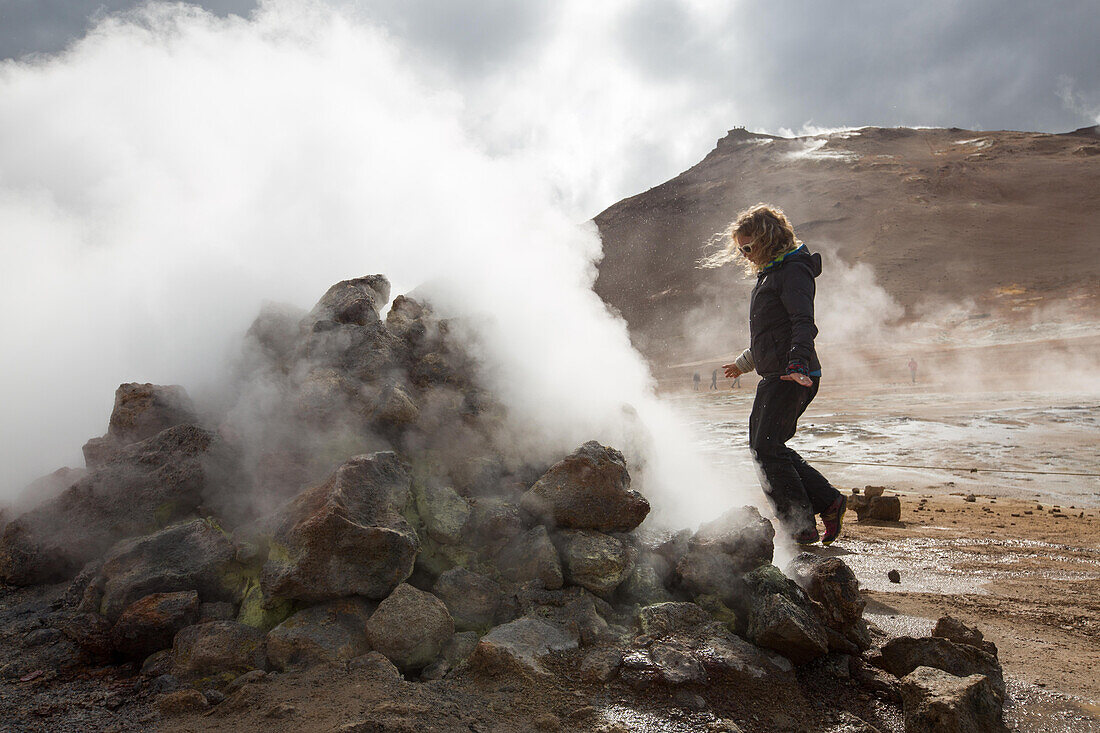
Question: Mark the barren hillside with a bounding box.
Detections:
[594,125,1100,362]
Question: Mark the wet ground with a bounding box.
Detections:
[676,383,1100,731]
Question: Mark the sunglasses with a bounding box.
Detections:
[738,243,753,255]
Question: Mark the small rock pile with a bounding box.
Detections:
[849,485,903,522]
[0,275,1007,731]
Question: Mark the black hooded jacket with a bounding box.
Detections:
[748,246,822,377]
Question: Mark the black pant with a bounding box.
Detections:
[749,376,840,533]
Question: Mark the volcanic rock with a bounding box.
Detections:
[170,621,267,678]
[305,275,390,328]
[785,553,866,628]
[348,651,402,678]
[874,636,1004,697]
[619,551,674,606]
[466,616,579,675]
[932,615,998,657]
[266,597,375,670]
[364,583,454,673]
[111,591,201,659]
[12,467,87,514]
[580,647,623,682]
[91,519,238,620]
[638,638,709,686]
[747,593,829,665]
[521,442,649,532]
[0,425,231,585]
[899,666,1006,732]
[57,611,115,662]
[554,530,637,598]
[261,452,419,604]
[675,506,774,603]
[636,602,711,638]
[495,526,564,590]
[82,383,198,468]
[463,498,523,555]
[517,585,612,645]
[432,568,501,632]
[416,484,470,545]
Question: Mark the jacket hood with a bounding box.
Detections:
[761,245,822,277]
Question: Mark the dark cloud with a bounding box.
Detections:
[0,0,256,59]
[2,0,1096,133]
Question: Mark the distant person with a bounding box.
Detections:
[692,371,701,391]
[908,358,917,384]
[707,203,846,546]
[710,369,718,390]
[731,374,741,389]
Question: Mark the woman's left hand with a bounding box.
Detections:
[780,372,813,387]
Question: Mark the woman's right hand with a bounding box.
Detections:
[722,363,742,379]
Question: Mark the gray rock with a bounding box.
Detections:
[416,484,470,545]
[747,594,829,665]
[649,638,708,685]
[149,674,180,694]
[900,666,1005,732]
[111,591,201,659]
[0,425,231,585]
[266,597,375,670]
[676,506,774,603]
[520,442,649,532]
[555,530,636,597]
[519,586,611,645]
[364,583,454,673]
[875,636,1004,697]
[93,519,237,620]
[495,526,563,590]
[691,627,794,681]
[785,553,866,628]
[226,669,267,692]
[158,689,209,715]
[170,621,267,678]
[261,453,419,604]
[12,467,87,515]
[636,602,710,638]
[463,498,523,555]
[467,617,579,674]
[432,568,500,632]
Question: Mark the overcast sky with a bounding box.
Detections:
[2,0,1098,138]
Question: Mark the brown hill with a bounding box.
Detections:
[593,125,1100,365]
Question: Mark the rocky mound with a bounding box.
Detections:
[0,275,1007,731]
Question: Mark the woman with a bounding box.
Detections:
[709,203,846,545]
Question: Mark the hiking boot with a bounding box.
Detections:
[821,495,847,546]
[794,527,819,545]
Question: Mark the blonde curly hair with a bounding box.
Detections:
[699,203,802,274]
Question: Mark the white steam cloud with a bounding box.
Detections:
[0,1,752,528]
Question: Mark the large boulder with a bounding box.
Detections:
[170,621,267,679]
[82,383,198,467]
[432,568,501,632]
[111,591,200,659]
[12,467,87,515]
[900,666,1006,732]
[675,505,774,603]
[494,526,563,590]
[364,583,454,673]
[784,553,866,628]
[621,637,708,687]
[874,636,1004,697]
[261,453,419,604]
[554,530,637,598]
[266,597,375,671]
[89,519,238,620]
[0,425,232,585]
[520,442,649,532]
[619,551,674,606]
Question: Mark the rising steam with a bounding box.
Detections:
[0,1,754,528]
